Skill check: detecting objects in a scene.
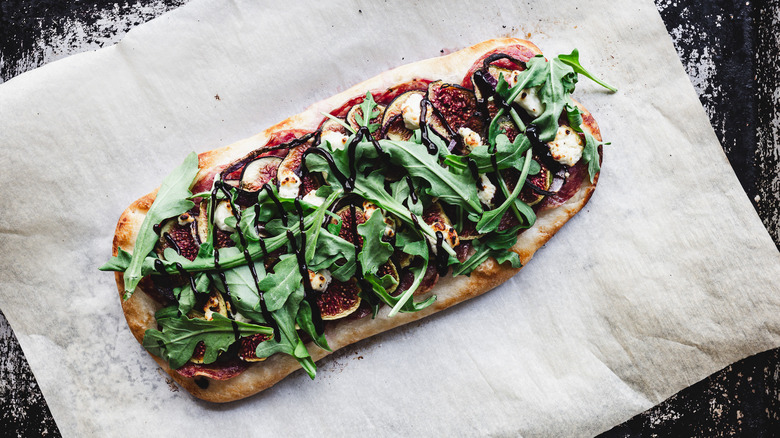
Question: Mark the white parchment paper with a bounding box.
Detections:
[1,0,779,436]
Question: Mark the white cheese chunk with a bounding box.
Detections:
[400,93,424,130]
[548,125,584,167]
[514,85,545,117]
[503,70,545,118]
[177,212,195,226]
[308,269,332,292]
[477,174,496,207]
[458,127,483,152]
[321,130,348,151]
[232,311,254,324]
[301,190,326,207]
[214,200,236,233]
[277,169,301,199]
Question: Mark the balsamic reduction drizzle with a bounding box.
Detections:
[287,199,324,335]
[163,233,181,255]
[434,232,448,277]
[301,146,348,188]
[405,176,418,204]
[213,180,280,341]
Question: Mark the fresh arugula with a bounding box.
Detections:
[142,308,273,370]
[379,139,482,214]
[558,49,617,92]
[101,152,199,300]
[476,148,534,234]
[355,91,381,133]
[357,209,395,276]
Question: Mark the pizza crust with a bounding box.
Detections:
[111,38,602,402]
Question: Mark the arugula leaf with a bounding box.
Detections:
[296,300,330,351]
[108,152,199,300]
[99,247,132,272]
[533,58,579,142]
[253,286,317,379]
[387,232,433,316]
[309,228,356,280]
[445,134,538,175]
[452,235,522,276]
[142,311,272,370]
[582,132,604,183]
[352,170,455,258]
[214,258,268,323]
[356,91,381,133]
[558,49,617,92]
[320,111,356,134]
[379,139,482,214]
[476,148,534,234]
[257,255,303,312]
[357,210,394,276]
[172,272,210,316]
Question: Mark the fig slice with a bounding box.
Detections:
[156,216,200,261]
[381,90,425,141]
[239,156,282,192]
[422,202,459,248]
[427,80,484,136]
[331,205,366,246]
[519,162,553,206]
[376,260,400,295]
[238,334,272,362]
[317,277,362,320]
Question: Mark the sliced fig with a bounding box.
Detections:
[381,90,425,141]
[319,117,351,136]
[277,140,313,199]
[519,162,553,206]
[394,260,438,298]
[239,156,282,192]
[190,341,207,364]
[346,103,386,138]
[454,240,473,263]
[422,202,459,248]
[428,80,484,135]
[376,260,400,295]
[156,216,200,261]
[317,278,361,320]
[457,220,484,241]
[238,334,272,362]
[331,206,366,246]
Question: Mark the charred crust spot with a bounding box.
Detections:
[194,377,210,389]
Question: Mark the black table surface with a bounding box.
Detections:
[1,1,778,436]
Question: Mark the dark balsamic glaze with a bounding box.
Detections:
[212,181,280,341]
[434,231,448,277]
[175,263,199,295]
[466,158,480,184]
[301,146,348,188]
[418,98,460,155]
[405,176,418,204]
[481,53,527,71]
[344,126,388,190]
[153,223,162,234]
[163,232,181,255]
[287,199,324,335]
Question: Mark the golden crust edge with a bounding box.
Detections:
[110,37,601,402]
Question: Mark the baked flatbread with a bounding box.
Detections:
[102,38,608,402]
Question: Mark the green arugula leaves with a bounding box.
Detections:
[143,308,273,370]
[104,48,613,379]
[104,152,199,301]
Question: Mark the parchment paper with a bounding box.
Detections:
[1,0,778,436]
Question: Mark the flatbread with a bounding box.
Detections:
[110,38,602,402]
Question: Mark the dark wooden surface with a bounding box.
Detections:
[1,1,778,436]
